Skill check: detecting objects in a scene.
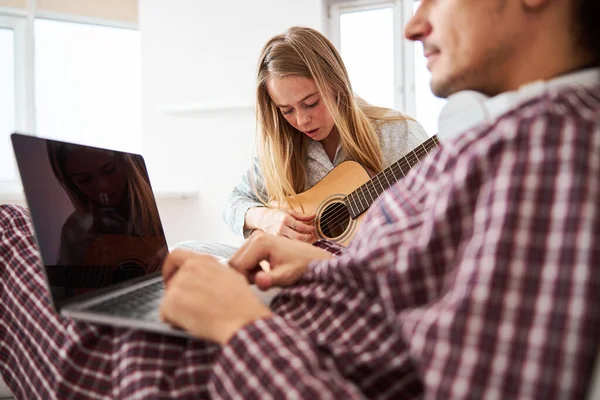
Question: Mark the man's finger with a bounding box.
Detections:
[255,270,276,291]
[161,248,199,284]
[264,264,305,288]
[229,233,272,275]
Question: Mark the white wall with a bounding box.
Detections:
[139,0,326,248]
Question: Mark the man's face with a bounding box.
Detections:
[405,0,524,98]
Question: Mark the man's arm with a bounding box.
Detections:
[209,252,421,399]
[347,102,600,399]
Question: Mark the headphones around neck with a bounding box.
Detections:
[436,68,600,143]
[437,90,491,142]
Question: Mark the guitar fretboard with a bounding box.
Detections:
[345,135,439,219]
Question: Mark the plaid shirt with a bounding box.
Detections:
[1,80,599,399]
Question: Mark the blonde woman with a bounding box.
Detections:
[178,27,427,258]
[47,141,167,278]
[221,27,427,244]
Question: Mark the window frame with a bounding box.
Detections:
[0,15,26,129]
[0,13,27,190]
[328,0,418,117]
[0,4,138,191]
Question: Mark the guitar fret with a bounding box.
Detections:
[342,198,353,220]
[371,184,379,199]
[366,182,376,204]
[354,192,363,216]
[386,169,395,184]
[346,193,353,218]
[341,135,440,223]
[358,185,369,212]
[366,182,377,208]
[370,181,379,200]
[348,192,360,218]
[382,169,392,190]
[375,173,386,194]
[378,178,385,192]
[355,187,365,213]
[412,149,419,164]
[397,163,406,177]
[382,173,389,189]
[390,163,401,180]
[362,183,371,206]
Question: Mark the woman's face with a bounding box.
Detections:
[64,149,127,207]
[266,75,336,142]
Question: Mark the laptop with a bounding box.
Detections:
[11,132,190,338]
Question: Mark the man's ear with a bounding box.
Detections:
[522,0,550,10]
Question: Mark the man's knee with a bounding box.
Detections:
[0,204,30,225]
[0,204,35,245]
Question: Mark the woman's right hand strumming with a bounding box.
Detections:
[245,207,315,242]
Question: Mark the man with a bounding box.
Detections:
[1,0,599,398]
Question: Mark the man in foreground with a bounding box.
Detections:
[1,0,599,398]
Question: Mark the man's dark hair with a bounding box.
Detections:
[576,0,600,65]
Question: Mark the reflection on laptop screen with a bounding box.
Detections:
[12,134,167,307]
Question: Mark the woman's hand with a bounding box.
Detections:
[246,207,316,242]
[229,231,333,291]
[160,249,272,344]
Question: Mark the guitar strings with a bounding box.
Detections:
[318,147,430,232]
[319,143,432,233]
[327,138,437,229]
[315,138,438,236]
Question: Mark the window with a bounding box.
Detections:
[0,1,139,190]
[330,0,446,137]
[35,19,142,153]
[339,7,395,109]
[0,23,17,181]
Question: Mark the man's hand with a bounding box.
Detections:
[229,231,334,291]
[159,249,272,344]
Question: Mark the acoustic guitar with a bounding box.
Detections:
[285,135,439,246]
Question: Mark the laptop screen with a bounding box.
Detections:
[11,133,168,308]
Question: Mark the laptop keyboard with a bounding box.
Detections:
[87,280,164,322]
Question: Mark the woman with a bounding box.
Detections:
[180,26,427,258]
[45,141,168,298]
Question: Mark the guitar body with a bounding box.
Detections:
[287,161,371,246]
[276,136,438,247]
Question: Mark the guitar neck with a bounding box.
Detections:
[345,135,439,219]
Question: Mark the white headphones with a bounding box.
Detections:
[436,67,600,142]
[437,90,491,142]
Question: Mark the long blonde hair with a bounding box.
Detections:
[254,26,411,208]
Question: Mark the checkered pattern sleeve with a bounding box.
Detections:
[312,238,345,256]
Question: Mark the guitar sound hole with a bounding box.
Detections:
[319,202,350,239]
